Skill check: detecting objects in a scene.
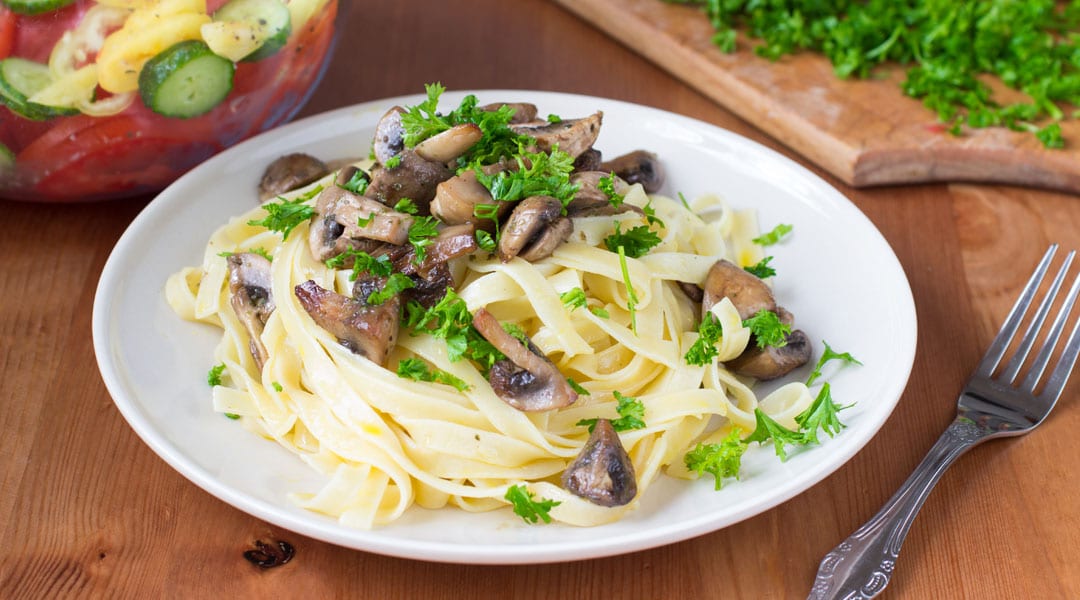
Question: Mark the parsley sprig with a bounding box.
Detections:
[396,358,470,391]
[684,312,724,366]
[603,222,662,258]
[475,147,579,208]
[684,428,747,490]
[577,391,647,432]
[247,186,322,240]
[742,309,791,349]
[505,484,560,524]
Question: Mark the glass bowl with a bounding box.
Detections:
[0,0,341,202]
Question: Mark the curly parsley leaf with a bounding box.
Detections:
[577,391,646,433]
[752,223,792,247]
[505,484,560,524]
[247,189,321,240]
[598,172,624,207]
[742,309,791,349]
[475,230,496,251]
[744,408,806,461]
[394,198,419,214]
[795,383,851,445]
[684,312,723,366]
[806,340,862,386]
[325,249,393,281]
[642,198,665,229]
[339,169,369,195]
[396,358,470,391]
[407,216,440,263]
[365,273,416,305]
[604,222,662,258]
[403,289,506,369]
[560,287,588,311]
[401,82,451,147]
[684,428,747,490]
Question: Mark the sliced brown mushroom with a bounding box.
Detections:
[333,192,414,246]
[372,106,406,165]
[480,101,538,124]
[308,184,386,263]
[600,150,665,193]
[384,223,479,276]
[511,111,603,159]
[366,149,452,210]
[227,253,276,370]
[677,281,704,304]
[258,153,331,202]
[726,328,812,380]
[701,259,778,320]
[294,279,400,366]
[414,123,483,164]
[564,171,644,218]
[471,308,577,412]
[573,147,603,172]
[561,419,637,507]
[430,169,509,228]
[498,195,572,262]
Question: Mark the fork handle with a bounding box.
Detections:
[807,417,988,600]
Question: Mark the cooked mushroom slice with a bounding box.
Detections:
[727,328,812,380]
[366,149,452,209]
[309,185,386,263]
[510,111,603,159]
[373,106,406,165]
[384,223,479,276]
[573,147,603,172]
[701,259,777,320]
[600,150,665,193]
[258,153,330,201]
[294,279,400,366]
[333,192,414,246]
[404,261,454,308]
[518,217,572,262]
[480,101,538,124]
[561,419,637,507]
[677,281,704,304]
[430,169,508,228]
[414,123,482,164]
[472,308,577,412]
[227,253,276,370]
[498,195,572,262]
[565,171,643,218]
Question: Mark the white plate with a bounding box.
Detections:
[93,90,916,564]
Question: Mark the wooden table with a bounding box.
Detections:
[3,1,1079,597]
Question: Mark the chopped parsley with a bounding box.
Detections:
[475,230,496,251]
[407,216,440,263]
[566,377,591,396]
[684,428,747,490]
[505,484,560,524]
[325,249,393,281]
[356,212,375,227]
[547,113,562,123]
[684,312,723,366]
[403,289,505,370]
[339,169,369,195]
[559,287,588,311]
[577,391,646,432]
[603,222,662,258]
[796,383,850,445]
[806,340,862,386]
[598,172,624,207]
[752,223,792,247]
[473,203,501,244]
[271,381,284,392]
[365,273,416,305]
[642,198,665,229]
[589,306,610,319]
[742,309,791,349]
[207,363,226,387]
[617,246,639,334]
[396,358,470,391]
[247,189,321,240]
[744,409,806,461]
[744,256,775,279]
[475,147,579,208]
[384,155,402,170]
[393,198,419,214]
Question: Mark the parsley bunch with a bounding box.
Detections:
[475,147,580,208]
[670,0,1079,147]
[403,289,505,370]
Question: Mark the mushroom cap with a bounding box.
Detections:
[497,195,564,261]
[471,308,577,412]
[258,153,330,202]
[599,150,665,193]
[366,150,453,210]
[227,253,276,370]
[561,419,638,507]
[414,123,483,164]
[373,106,406,165]
[430,170,506,228]
[702,259,778,320]
[727,328,813,380]
[565,171,643,218]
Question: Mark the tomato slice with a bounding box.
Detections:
[14,115,216,202]
[0,9,16,60]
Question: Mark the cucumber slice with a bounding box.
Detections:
[138,40,235,119]
[212,0,292,62]
[0,58,79,121]
[1,0,76,15]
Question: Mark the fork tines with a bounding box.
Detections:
[977,244,1080,404]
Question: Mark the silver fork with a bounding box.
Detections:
[809,244,1080,600]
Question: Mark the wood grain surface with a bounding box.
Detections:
[2,0,1080,598]
[553,0,1080,195]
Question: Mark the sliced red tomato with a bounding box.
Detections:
[0,9,16,60]
[15,115,215,202]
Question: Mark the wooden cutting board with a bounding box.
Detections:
[554,0,1080,195]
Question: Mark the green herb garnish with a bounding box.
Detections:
[684,428,747,490]
[396,357,470,391]
[505,484,560,524]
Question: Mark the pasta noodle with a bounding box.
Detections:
[165,168,814,528]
